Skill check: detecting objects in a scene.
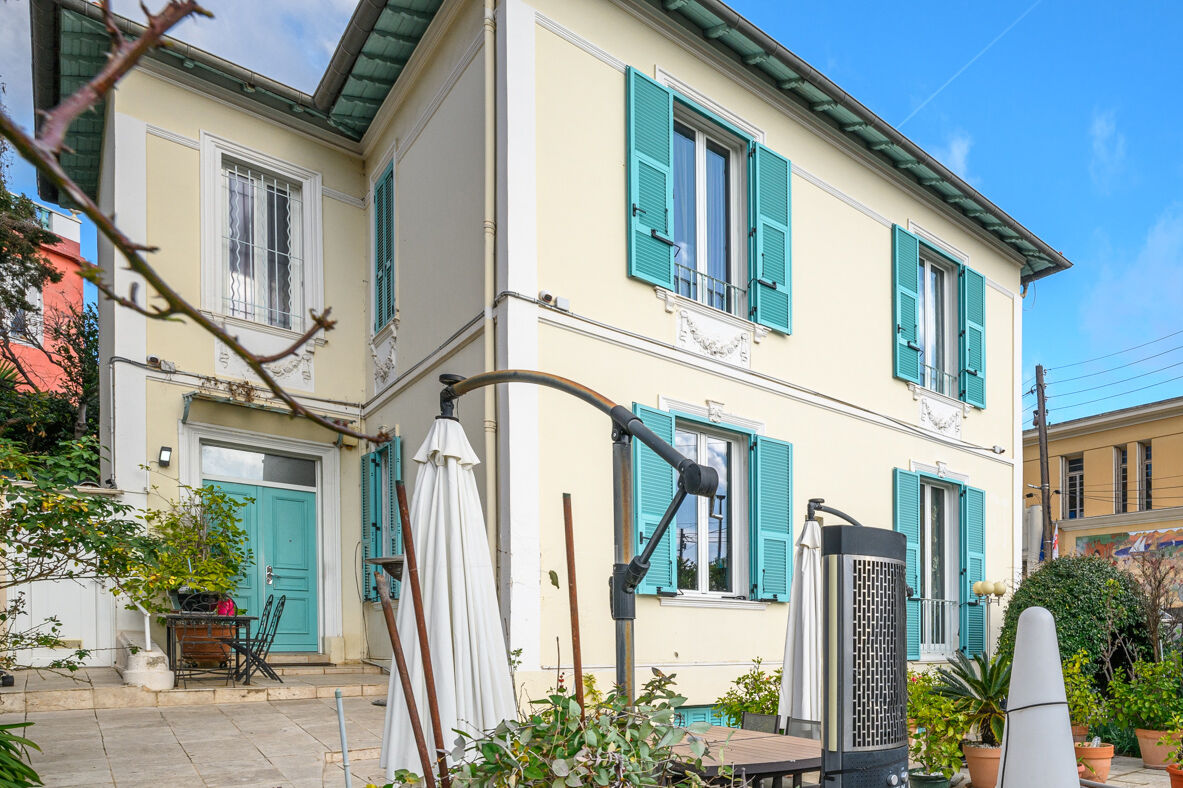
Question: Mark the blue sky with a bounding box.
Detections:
[3,0,1181,427]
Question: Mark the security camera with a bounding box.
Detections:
[538,290,555,303]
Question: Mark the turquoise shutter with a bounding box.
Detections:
[387,437,403,599]
[360,452,375,602]
[752,436,792,601]
[892,225,922,385]
[373,166,394,332]
[632,404,677,595]
[893,468,921,661]
[749,144,792,333]
[626,67,675,289]
[959,266,986,408]
[960,485,987,656]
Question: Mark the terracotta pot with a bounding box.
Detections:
[1075,742,1114,782]
[909,774,952,788]
[1167,764,1183,788]
[176,624,234,667]
[1071,724,1089,743]
[1136,728,1178,770]
[963,743,1001,788]
[1077,764,1086,778]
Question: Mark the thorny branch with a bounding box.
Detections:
[1,1,388,444]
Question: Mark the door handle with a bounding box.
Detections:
[266,565,274,585]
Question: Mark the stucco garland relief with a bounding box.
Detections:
[370,331,397,390]
[917,395,963,439]
[215,337,315,390]
[657,287,762,367]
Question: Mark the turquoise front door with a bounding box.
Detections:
[206,480,319,652]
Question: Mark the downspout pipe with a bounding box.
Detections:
[481,1,498,559]
[684,0,1070,279]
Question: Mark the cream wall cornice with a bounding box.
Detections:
[1057,505,1183,532]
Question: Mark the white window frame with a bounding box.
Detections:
[672,420,749,598]
[670,106,748,319]
[7,286,44,346]
[200,132,323,338]
[918,479,959,660]
[917,251,959,399]
[1115,446,1129,514]
[1064,455,1085,520]
[1139,442,1152,511]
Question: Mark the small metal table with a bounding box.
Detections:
[672,726,822,787]
[164,613,258,688]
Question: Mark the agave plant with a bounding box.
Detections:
[933,650,1012,746]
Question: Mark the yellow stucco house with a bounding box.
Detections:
[1022,396,1183,592]
[31,0,1070,708]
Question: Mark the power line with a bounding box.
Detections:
[1051,358,1183,398]
[1049,329,1183,371]
[1048,342,1183,385]
[1052,371,1183,411]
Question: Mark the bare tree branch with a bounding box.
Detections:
[1,1,389,444]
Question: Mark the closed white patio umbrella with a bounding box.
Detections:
[381,418,517,779]
[778,517,822,738]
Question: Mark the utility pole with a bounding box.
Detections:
[1035,364,1054,561]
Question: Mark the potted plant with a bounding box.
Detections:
[908,670,940,749]
[909,685,968,788]
[934,650,1011,788]
[1075,737,1116,783]
[124,485,252,665]
[1109,656,1183,769]
[1158,715,1183,788]
[1063,649,1105,742]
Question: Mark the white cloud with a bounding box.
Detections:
[1089,109,1126,194]
[108,0,355,92]
[1079,203,1183,346]
[933,129,974,181]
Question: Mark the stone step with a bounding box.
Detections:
[274,664,383,676]
[1,667,388,713]
[266,652,333,665]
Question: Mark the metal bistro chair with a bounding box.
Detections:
[225,594,286,683]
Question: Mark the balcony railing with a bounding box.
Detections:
[921,364,958,399]
[918,597,957,657]
[674,263,747,319]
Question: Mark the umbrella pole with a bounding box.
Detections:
[395,480,451,788]
[562,493,585,722]
[373,570,436,788]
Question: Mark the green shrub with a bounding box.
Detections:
[933,651,1011,746]
[714,657,783,727]
[1063,649,1106,729]
[998,557,1149,679]
[1108,656,1183,731]
[909,686,969,778]
[0,722,41,787]
[1092,720,1139,756]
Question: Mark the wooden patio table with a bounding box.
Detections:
[672,726,822,787]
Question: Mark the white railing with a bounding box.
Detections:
[921,364,958,399]
[919,597,957,657]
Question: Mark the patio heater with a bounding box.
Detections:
[808,499,909,788]
[437,371,717,701]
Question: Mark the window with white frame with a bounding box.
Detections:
[672,423,746,595]
[1065,456,1084,519]
[1116,446,1128,514]
[919,480,958,657]
[670,111,747,318]
[222,161,304,331]
[6,286,42,343]
[916,252,959,398]
[1139,442,1153,510]
[201,134,322,337]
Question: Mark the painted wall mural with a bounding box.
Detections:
[1076,527,1183,604]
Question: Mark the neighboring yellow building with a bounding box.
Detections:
[1022,396,1183,588]
[32,0,1070,709]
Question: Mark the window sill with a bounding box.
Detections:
[658,595,768,611]
[371,319,398,345]
[907,382,972,416]
[203,311,327,347]
[655,287,768,341]
[916,654,956,664]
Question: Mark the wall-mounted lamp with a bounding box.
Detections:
[158,446,172,468]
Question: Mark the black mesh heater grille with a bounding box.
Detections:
[851,558,907,749]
